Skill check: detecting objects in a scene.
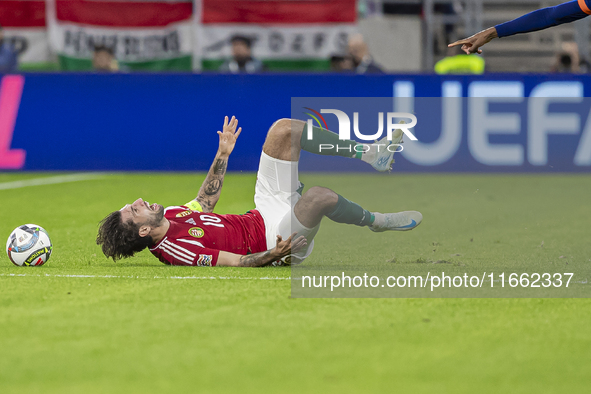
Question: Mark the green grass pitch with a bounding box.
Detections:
[0,172,590,393]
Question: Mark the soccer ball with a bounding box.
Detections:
[5,224,53,266]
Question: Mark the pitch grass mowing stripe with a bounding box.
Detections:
[0,173,106,190]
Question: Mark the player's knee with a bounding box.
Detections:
[304,186,338,209]
[268,118,292,140]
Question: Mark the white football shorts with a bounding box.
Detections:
[254,152,318,263]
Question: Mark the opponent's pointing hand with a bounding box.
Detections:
[448,27,498,55]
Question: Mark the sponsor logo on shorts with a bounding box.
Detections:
[176,210,192,218]
[196,254,212,266]
[188,227,204,238]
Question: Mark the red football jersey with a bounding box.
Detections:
[150,205,268,266]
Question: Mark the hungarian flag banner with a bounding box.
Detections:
[198,0,357,71]
[0,1,52,69]
[46,0,194,71]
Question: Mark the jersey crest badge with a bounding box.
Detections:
[188,227,204,238]
[197,254,212,266]
[176,210,192,218]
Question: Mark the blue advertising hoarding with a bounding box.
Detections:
[1,73,590,172]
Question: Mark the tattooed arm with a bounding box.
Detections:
[194,116,242,213]
[195,154,228,213]
[216,233,307,267]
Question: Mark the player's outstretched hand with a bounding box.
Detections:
[217,115,242,156]
[273,233,307,259]
[448,27,498,55]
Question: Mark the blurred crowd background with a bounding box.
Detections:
[0,0,588,75]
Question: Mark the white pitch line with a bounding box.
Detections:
[0,273,290,280]
[0,173,106,190]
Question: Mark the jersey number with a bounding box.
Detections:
[200,214,224,228]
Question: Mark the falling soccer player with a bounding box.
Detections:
[96,116,422,267]
[449,0,591,54]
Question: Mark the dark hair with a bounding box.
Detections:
[96,211,152,261]
[230,35,252,48]
[94,44,114,56]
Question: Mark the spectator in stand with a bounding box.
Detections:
[551,42,580,73]
[0,23,19,73]
[348,34,383,74]
[219,35,265,73]
[329,54,353,72]
[92,45,119,72]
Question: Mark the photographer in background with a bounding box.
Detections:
[0,23,19,73]
[551,42,581,73]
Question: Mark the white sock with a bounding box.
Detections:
[360,145,376,163]
[371,212,385,227]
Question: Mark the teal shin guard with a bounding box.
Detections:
[300,123,359,158]
[326,195,374,227]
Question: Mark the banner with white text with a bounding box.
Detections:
[197,0,357,71]
[46,0,194,71]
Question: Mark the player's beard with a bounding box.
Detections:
[148,205,165,227]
